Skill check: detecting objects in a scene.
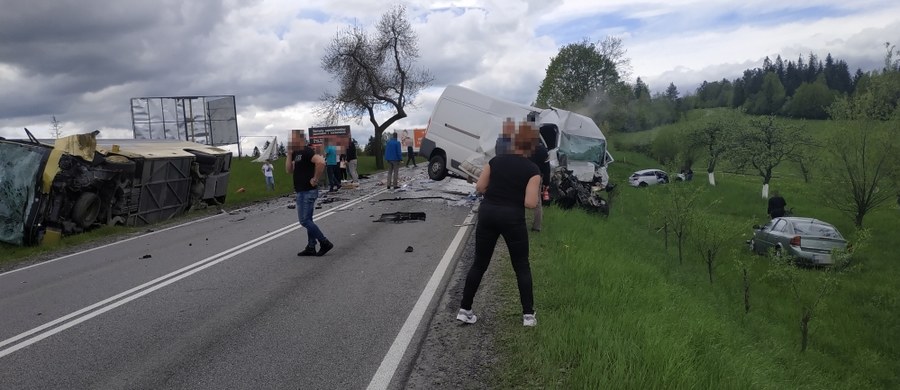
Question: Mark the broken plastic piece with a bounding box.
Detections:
[373,212,426,223]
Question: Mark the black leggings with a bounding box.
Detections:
[460,202,534,314]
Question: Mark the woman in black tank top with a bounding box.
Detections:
[457,117,543,327]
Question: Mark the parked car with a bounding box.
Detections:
[748,217,847,265]
[629,169,669,187]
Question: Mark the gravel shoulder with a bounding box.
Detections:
[399,230,508,390]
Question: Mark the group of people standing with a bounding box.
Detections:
[283,121,545,328]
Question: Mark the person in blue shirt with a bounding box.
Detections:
[324,138,340,192]
[384,132,403,189]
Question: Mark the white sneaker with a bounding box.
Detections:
[456,308,477,324]
[523,313,537,327]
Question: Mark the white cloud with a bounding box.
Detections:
[1,0,897,141]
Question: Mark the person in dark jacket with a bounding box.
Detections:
[768,190,787,218]
[457,118,542,327]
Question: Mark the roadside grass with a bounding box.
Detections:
[0,155,396,267]
[487,147,899,388]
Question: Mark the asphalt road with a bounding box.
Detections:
[0,168,476,389]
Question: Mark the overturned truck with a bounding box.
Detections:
[0,130,231,246]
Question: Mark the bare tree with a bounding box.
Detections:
[725,115,811,198]
[49,115,64,139]
[319,5,432,169]
[598,36,632,81]
[823,87,897,227]
[690,210,731,283]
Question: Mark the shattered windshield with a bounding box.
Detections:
[0,142,46,245]
[558,133,606,164]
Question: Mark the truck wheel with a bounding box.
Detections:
[71,192,101,228]
[428,155,447,181]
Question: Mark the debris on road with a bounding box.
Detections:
[374,212,427,223]
[140,254,152,259]
[405,246,414,253]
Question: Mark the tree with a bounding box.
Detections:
[49,116,63,139]
[656,185,699,264]
[765,229,868,352]
[691,211,731,283]
[784,74,835,119]
[745,72,786,114]
[665,83,679,101]
[725,115,811,198]
[278,141,287,157]
[824,82,898,227]
[252,146,260,158]
[534,39,620,109]
[363,134,385,156]
[598,35,632,80]
[319,5,431,169]
[689,111,740,185]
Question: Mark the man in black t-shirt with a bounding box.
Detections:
[286,136,334,256]
[768,191,787,219]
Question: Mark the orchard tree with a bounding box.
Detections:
[823,78,898,227]
[534,39,620,109]
[725,115,811,198]
[689,110,741,185]
[319,5,431,169]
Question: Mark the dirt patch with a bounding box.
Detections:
[399,232,509,389]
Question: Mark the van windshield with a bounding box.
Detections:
[558,133,606,164]
[0,142,47,245]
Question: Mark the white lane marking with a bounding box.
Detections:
[0,189,385,359]
[367,211,476,390]
[0,209,232,277]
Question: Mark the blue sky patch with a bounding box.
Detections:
[537,11,642,43]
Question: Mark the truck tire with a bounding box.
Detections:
[428,155,447,181]
[71,192,101,228]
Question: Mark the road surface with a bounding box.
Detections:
[0,168,478,389]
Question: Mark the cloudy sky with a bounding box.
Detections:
[1,0,898,148]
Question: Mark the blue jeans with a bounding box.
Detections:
[265,176,275,191]
[296,190,326,248]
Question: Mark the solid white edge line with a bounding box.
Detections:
[0,189,386,357]
[366,211,476,390]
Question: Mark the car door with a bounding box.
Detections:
[756,219,779,251]
[767,219,789,249]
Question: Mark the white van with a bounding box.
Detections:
[419,85,613,185]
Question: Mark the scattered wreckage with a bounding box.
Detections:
[0,129,231,246]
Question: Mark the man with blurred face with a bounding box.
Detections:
[286,136,334,257]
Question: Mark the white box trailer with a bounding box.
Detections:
[419,85,613,186]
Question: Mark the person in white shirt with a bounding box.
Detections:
[262,160,275,191]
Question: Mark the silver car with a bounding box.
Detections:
[748,217,847,265]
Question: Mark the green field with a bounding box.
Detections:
[489,117,899,388]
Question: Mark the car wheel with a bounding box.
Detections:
[639,181,648,187]
[428,155,447,181]
[71,192,101,228]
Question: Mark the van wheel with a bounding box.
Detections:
[428,155,447,181]
[71,192,101,228]
[639,181,648,187]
